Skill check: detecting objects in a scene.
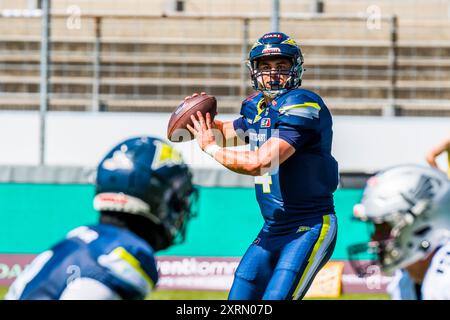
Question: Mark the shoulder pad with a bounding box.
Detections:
[240,92,265,123]
[66,226,99,244]
[277,91,321,120]
[275,91,322,128]
[97,246,157,296]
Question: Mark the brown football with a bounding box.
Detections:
[167,93,217,142]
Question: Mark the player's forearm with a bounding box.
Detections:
[203,138,293,176]
[211,147,268,176]
[214,120,247,147]
[213,120,230,142]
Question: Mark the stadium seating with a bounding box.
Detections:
[0,1,449,116]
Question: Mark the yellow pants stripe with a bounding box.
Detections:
[253,98,266,122]
[291,214,332,299]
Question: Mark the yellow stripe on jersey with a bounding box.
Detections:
[292,214,331,299]
[112,247,155,289]
[253,98,266,123]
[279,102,321,113]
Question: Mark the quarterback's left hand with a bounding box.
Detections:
[187,111,218,151]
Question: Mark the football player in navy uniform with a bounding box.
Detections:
[5,136,197,300]
[187,32,339,300]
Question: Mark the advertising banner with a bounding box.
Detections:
[0,255,392,296]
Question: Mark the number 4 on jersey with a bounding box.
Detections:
[255,173,272,193]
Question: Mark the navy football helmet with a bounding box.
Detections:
[94,136,198,250]
[247,32,304,98]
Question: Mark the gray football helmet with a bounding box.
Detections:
[348,164,450,276]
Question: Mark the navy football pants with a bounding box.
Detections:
[228,214,337,300]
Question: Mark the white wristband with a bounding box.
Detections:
[204,144,221,158]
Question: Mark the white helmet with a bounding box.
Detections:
[348,164,450,276]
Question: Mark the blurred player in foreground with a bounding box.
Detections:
[348,164,450,299]
[187,32,339,300]
[6,136,197,300]
[426,135,450,179]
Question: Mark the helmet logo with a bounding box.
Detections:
[401,175,438,206]
[263,33,283,39]
[152,141,183,170]
[102,148,134,171]
[262,47,281,54]
[282,38,298,46]
[410,175,439,200]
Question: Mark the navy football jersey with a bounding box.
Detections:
[6,224,158,300]
[233,89,339,231]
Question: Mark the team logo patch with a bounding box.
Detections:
[260,118,271,128]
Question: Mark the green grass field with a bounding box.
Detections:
[148,291,389,300]
[0,286,389,300]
